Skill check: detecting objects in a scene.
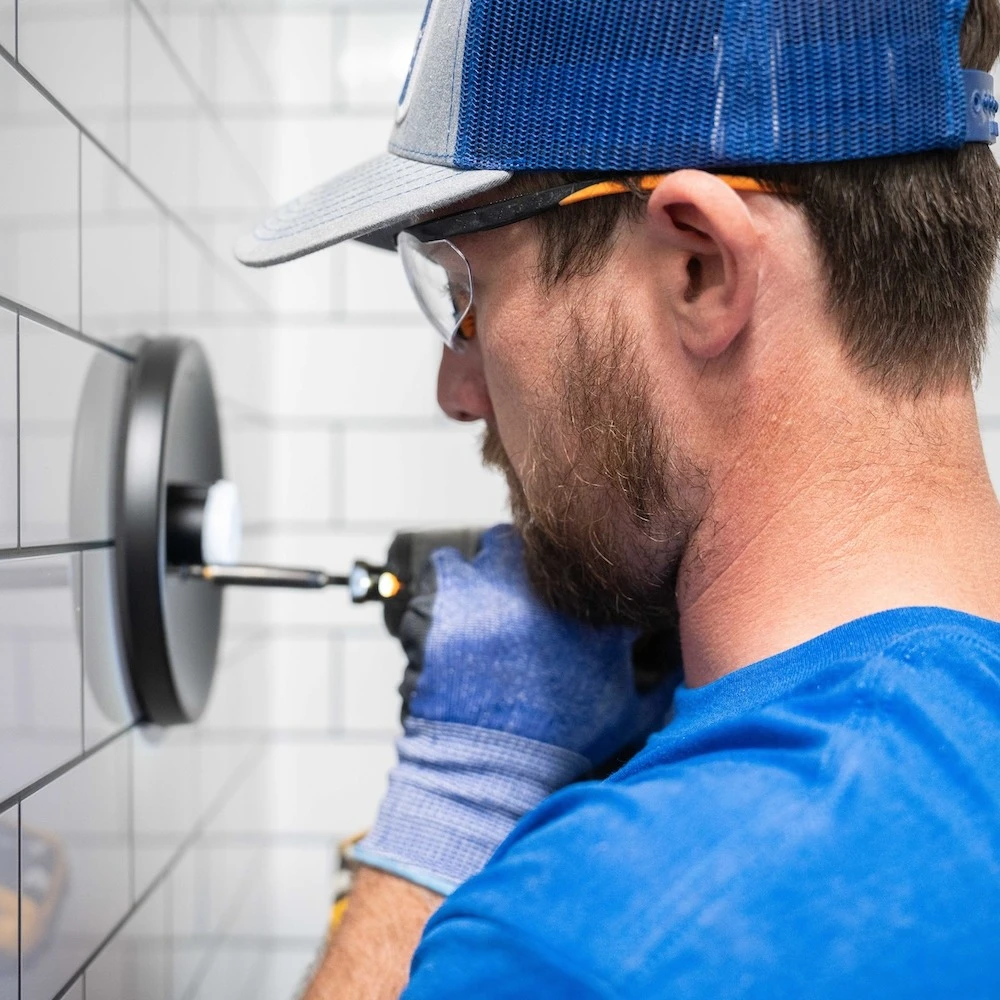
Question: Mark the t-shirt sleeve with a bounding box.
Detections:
[403,915,613,1000]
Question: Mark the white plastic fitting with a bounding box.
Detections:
[201,480,243,566]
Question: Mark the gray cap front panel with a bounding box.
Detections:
[388,0,469,166]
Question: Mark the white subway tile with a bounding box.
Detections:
[228,424,336,526]
[227,842,331,939]
[222,423,274,526]
[269,115,387,204]
[133,726,202,897]
[167,840,211,941]
[0,62,79,329]
[20,737,130,1000]
[194,116,270,214]
[338,10,424,109]
[268,428,335,523]
[81,137,166,342]
[0,554,82,802]
[82,549,137,750]
[18,0,129,159]
[130,2,197,114]
[196,842,259,935]
[199,646,272,732]
[0,808,15,1000]
[212,15,276,109]
[179,326,274,413]
[344,424,509,526]
[342,635,403,734]
[0,308,15,548]
[271,322,442,420]
[268,636,332,730]
[85,880,170,1000]
[165,223,206,328]
[195,739,259,824]
[203,634,330,733]
[268,244,345,318]
[0,0,12,56]
[153,11,211,101]
[266,13,339,107]
[181,944,259,1000]
[214,115,281,194]
[20,320,130,546]
[241,948,322,1000]
[209,740,395,836]
[343,241,422,319]
[129,118,198,211]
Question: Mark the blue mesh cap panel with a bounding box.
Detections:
[454,0,970,171]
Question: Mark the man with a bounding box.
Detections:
[238,1,1000,996]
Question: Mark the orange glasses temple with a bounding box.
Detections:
[559,173,792,207]
[458,174,791,344]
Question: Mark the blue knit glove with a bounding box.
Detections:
[353,525,678,896]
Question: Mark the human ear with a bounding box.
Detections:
[645,171,760,360]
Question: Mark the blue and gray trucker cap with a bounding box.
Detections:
[236,0,999,267]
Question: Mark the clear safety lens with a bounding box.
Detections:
[397,231,473,350]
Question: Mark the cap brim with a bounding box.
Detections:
[235,153,512,267]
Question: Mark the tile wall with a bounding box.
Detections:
[0,1,502,997]
[0,2,998,999]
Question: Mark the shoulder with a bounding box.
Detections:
[411,666,1000,997]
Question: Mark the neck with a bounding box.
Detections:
[676,384,1000,688]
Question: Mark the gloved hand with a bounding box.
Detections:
[352,525,680,896]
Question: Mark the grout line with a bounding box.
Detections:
[0,539,114,562]
[3,295,134,362]
[46,740,268,997]
[163,877,173,998]
[215,0,276,106]
[130,0,273,204]
[14,315,19,550]
[329,633,345,732]
[0,725,133,817]
[16,803,21,1000]
[77,129,83,334]
[127,731,135,906]
[12,0,16,62]
[124,0,131,168]
[52,973,82,1000]
[0,44,274,323]
[177,840,267,1000]
[78,556,85,757]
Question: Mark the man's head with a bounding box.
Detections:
[240,0,1000,630]
[431,0,1000,628]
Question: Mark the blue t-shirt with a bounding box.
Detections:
[403,607,1000,999]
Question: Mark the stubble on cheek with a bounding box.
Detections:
[480,307,704,630]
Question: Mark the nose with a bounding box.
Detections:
[437,338,494,423]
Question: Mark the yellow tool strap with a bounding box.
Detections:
[329,830,367,933]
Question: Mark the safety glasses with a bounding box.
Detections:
[396,173,786,351]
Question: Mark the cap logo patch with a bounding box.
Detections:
[397,0,435,125]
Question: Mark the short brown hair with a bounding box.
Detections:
[515,0,1000,395]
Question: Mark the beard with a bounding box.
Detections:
[481,307,706,631]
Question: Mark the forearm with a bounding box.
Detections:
[303,866,443,1000]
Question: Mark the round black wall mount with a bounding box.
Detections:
[115,337,224,725]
